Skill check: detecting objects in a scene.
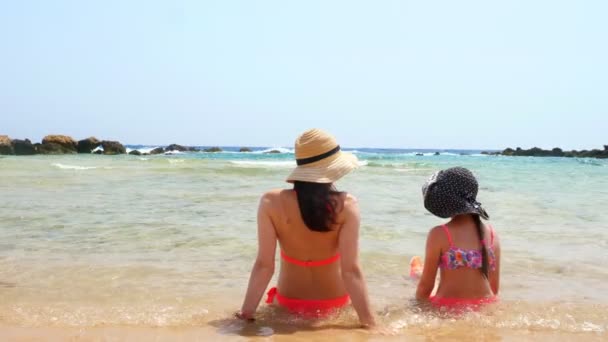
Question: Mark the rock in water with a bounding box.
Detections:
[150,147,165,155]
[42,135,77,153]
[165,144,186,152]
[129,150,142,156]
[0,135,13,155]
[239,147,252,152]
[165,144,199,152]
[101,141,126,155]
[204,147,222,152]
[11,139,36,155]
[37,142,76,154]
[77,137,101,153]
[264,150,281,154]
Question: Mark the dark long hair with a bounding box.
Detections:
[293,181,340,232]
[473,214,490,278]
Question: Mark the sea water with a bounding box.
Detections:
[0,148,606,340]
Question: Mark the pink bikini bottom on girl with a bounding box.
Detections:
[266,287,350,318]
[430,296,498,313]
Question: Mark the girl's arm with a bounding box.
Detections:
[489,232,501,295]
[416,227,442,300]
[339,196,376,328]
[238,193,277,319]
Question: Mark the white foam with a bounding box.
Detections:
[52,163,97,170]
[253,147,294,154]
[164,150,184,155]
[168,159,185,164]
[136,147,159,154]
[92,146,103,153]
[230,160,296,168]
[230,160,368,168]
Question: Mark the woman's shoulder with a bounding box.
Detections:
[260,189,288,202]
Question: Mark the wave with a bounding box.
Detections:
[128,147,160,154]
[52,163,98,170]
[230,161,296,168]
[230,160,369,168]
[252,147,294,154]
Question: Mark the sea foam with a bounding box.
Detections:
[52,163,98,170]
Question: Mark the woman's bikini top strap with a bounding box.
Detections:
[280,250,340,267]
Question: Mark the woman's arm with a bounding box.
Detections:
[416,227,442,300]
[489,231,501,295]
[339,196,376,328]
[238,193,277,319]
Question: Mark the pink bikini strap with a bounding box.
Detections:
[481,225,495,247]
[441,225,454,247]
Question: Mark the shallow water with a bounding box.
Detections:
[0,150,607,340]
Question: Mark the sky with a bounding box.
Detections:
[1,1,606,150]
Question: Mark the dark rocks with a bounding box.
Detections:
[415,153,424,156]
[0,135,13,155]
[12,139,36,155]
[204,147,222,152]
[129,150,142,156]
[165,144,199,152]
[551,148,565,157]
[37,142,76,154]
[77,137,101,153]
[502,148,515,156]
[150,147,165,155]
[264,149,281,154]
[239,147,252,152]
[501,145,608,159]
[434,152,440,156]
[101,141,126,155]
[42,135,77,153]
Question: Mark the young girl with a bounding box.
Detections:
[415,167,501,312]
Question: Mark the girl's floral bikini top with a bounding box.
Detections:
[439,224,496,271]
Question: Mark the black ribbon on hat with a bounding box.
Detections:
[296,145,340,166]
[472,200,490,220]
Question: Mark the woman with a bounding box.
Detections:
[237,128,375,327]
[415,167,501,312]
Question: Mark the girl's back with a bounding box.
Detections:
[431,218,500,299]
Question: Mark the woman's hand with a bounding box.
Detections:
[234,310,255,322]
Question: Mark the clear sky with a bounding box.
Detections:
[1,1,606,149]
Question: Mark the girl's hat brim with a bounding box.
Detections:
[286,151,358,183]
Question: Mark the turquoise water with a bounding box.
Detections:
[0,149,607,337]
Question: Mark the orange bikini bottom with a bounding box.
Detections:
[266,287,350,318]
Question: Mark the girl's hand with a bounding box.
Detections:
[409,256,423,280]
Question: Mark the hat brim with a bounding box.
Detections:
[286,152,358,183]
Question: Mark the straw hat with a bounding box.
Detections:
[286,129,358,183]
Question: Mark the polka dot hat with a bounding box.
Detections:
[422,167,490,220]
